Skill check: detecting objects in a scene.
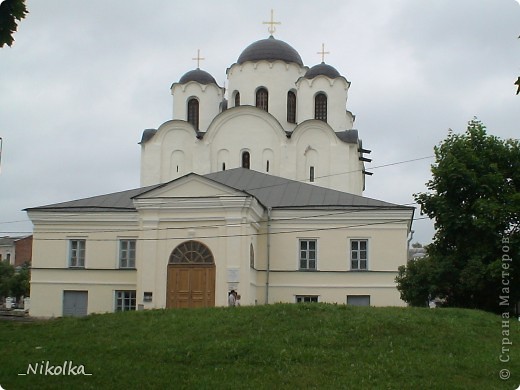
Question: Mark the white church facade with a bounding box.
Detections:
[27,22,414,317]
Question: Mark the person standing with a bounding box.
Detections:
[228,290,236,307]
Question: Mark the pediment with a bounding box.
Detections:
[134,173,246,199]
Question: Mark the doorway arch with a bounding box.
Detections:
[166,241,215,308]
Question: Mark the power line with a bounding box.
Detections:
[31,216,428,242]
[8,203,419,236]
[0,154,433,227]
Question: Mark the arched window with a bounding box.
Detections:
[256,88,268,112]
[169,240,214,264]
[287,91,296,123]
[187,98,199,129]
[314,93,327,122]
[234,91,240,107]
[242,151,250,169]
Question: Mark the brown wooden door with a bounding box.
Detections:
[167,265,215,308]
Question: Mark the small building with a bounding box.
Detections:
[0,235,32,267]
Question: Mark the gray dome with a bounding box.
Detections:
[237,36,303,66]
[179,68,217,85]
[304,63,341,79]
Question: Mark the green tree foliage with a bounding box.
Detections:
[0,261,30,300]
[9,262,30,299]
[396,257,436,307]
[397,119,520,313]
[0,260,15,298]
[0,0,28,48]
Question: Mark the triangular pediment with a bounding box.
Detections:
[134,173,247,199]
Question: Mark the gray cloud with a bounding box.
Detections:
[1,0,518,244]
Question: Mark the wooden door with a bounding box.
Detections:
[167,265,215,308]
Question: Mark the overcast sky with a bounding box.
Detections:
[1,0,519,244]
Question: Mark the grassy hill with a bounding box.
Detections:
[0,304,518,389]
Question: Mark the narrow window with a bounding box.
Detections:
[287,91,296,123]
[222,162,226,171]
[242,151,250,169]
[314,93,327,122]
[309,166,315,182]
[256,88,268,112]
[299,239,317,270]
[234,91,240,107]
[250,244,255,268]
[119,239,136,268]
[351,239,368,270]
[266,160,270,173]
[69,239,86,268]
[187,98,199,129]
[115,290,136,311]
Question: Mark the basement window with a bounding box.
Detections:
[296,295,318,303]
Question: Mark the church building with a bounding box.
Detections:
[26,15,414,317]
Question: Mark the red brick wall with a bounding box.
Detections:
[15,236,32,266]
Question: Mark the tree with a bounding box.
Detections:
[0,0,28,48]
[396,256,436,307]
[397,119,520,313]
[9,262,30,300]
[0,261,30,305]
[0,260,15,298]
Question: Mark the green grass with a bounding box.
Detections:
[0,304,519,389]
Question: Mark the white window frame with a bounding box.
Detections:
[296,295,319,303]
[119,239,136,268]
[350,239,368,271]
[299,239,317,271]
[68,239,86,268]
[115,290,136,312]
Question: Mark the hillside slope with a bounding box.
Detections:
[0,304,518,389]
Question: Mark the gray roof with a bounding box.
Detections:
[26,169,412,213]
[304,62,341,79]
[178,68,217,85]
[139,129,158,144]
[203,169,411,209]
[25,185,161,212]
[237,36,303,66]
[335,129,359,144]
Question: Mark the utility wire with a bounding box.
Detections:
[31,216,428,242]
[3,203,420,236]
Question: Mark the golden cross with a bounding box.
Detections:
[317,43,330,63]
[192,49,205,68]
[262,9,281,35]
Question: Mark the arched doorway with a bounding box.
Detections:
[166,241,215,308]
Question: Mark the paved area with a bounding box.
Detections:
[0,310,37,322]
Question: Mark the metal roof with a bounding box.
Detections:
[26,169,412,212]
[178,68,217,85]
[24,185,161,212]
[237,36,303,66]
[304,62,341,79]
[204,169,410,209]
